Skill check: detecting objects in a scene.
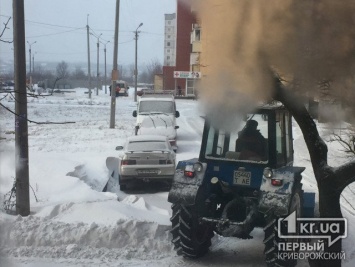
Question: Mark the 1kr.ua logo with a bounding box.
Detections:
[277,211,347,247]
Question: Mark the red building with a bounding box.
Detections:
[163,1,196,95]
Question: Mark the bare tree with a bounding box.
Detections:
[270,78,355,267]
[32,65,53,83]
[139,70,150,84]
[126,63,135,83]
[145,58,162,83]
[330,126,355,156]
[56,61,69,80]
[53,61,70,90]
[118,64,125,79]
[72,66,86,79]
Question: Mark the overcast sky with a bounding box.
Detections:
[0,0,176,68]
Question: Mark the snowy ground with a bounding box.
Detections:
[0,88,354,266]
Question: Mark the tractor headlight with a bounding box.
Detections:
[263,167,273,178]
[211,177,219,184]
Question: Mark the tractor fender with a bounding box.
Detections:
[258,166,305,217]
[168,159,207,205]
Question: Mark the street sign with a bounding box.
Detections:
[112,70,119,81]
[173,71,201,79]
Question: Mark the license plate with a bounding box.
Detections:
[234,171,251,185]
[137,169,158,175]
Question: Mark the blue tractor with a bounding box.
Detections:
[168,103,315,267]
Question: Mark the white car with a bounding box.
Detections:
[132,94,180,150]
[113,135,176,191]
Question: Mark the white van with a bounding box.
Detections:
[132,94,180,151]
[111,80,129,97]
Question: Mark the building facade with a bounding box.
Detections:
[164,13,177,67]
[162,1,198,96]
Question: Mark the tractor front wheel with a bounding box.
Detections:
[170,203,214,258]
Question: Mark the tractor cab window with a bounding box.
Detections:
[205,114,269,162]
[276,111,293,167]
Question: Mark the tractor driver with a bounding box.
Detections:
[235,119,267,161]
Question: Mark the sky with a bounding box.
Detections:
[0,0,176,68]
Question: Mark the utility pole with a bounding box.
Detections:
[103,41,110,94]
[32,52,36,73]
[134,23,143,102]
[87,15,92,99]
[14,0,30,216]
[27,41,36,74]
[27,40,36,90]
[96,33,102,96]
[110,0,120,128]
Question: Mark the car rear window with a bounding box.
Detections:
[127,141,167,151]
[139,101,174,114]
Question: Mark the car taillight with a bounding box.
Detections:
[122,160,136,165]
[159,160,173,164]
[271,178,283,186]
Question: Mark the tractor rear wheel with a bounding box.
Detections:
[263,183,303,267]
[170,203,214,258]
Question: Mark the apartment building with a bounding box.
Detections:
[162,0,198,96]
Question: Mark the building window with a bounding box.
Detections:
[167,56,170,60]
[168,35,171,39]
[167,42,170,46]
[168,21,171,25]
[167,49,170,52]
[195,29,201,41]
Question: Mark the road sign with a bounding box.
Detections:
[173,71,201,79]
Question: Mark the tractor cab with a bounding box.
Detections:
[198,104,294,190]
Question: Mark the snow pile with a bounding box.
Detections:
[0,214,172,260]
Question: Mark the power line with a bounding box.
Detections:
[26,27,85,39]
[0,102,76,124]
[140,31,164,36]
[0,14,11,19]
[26,19,83,29]
[1,27,86,40]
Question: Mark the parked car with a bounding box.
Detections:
[1,81,14,92]
[132,93,180,150]
[110,80,129,97]
[114,135,176,190]
[137,88,154,96]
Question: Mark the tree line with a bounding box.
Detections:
[1,58,163,89]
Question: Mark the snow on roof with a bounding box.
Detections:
[140,98,174,102]
[258,101,285,110]
[140,94,174,101]
[127,135,168,142]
